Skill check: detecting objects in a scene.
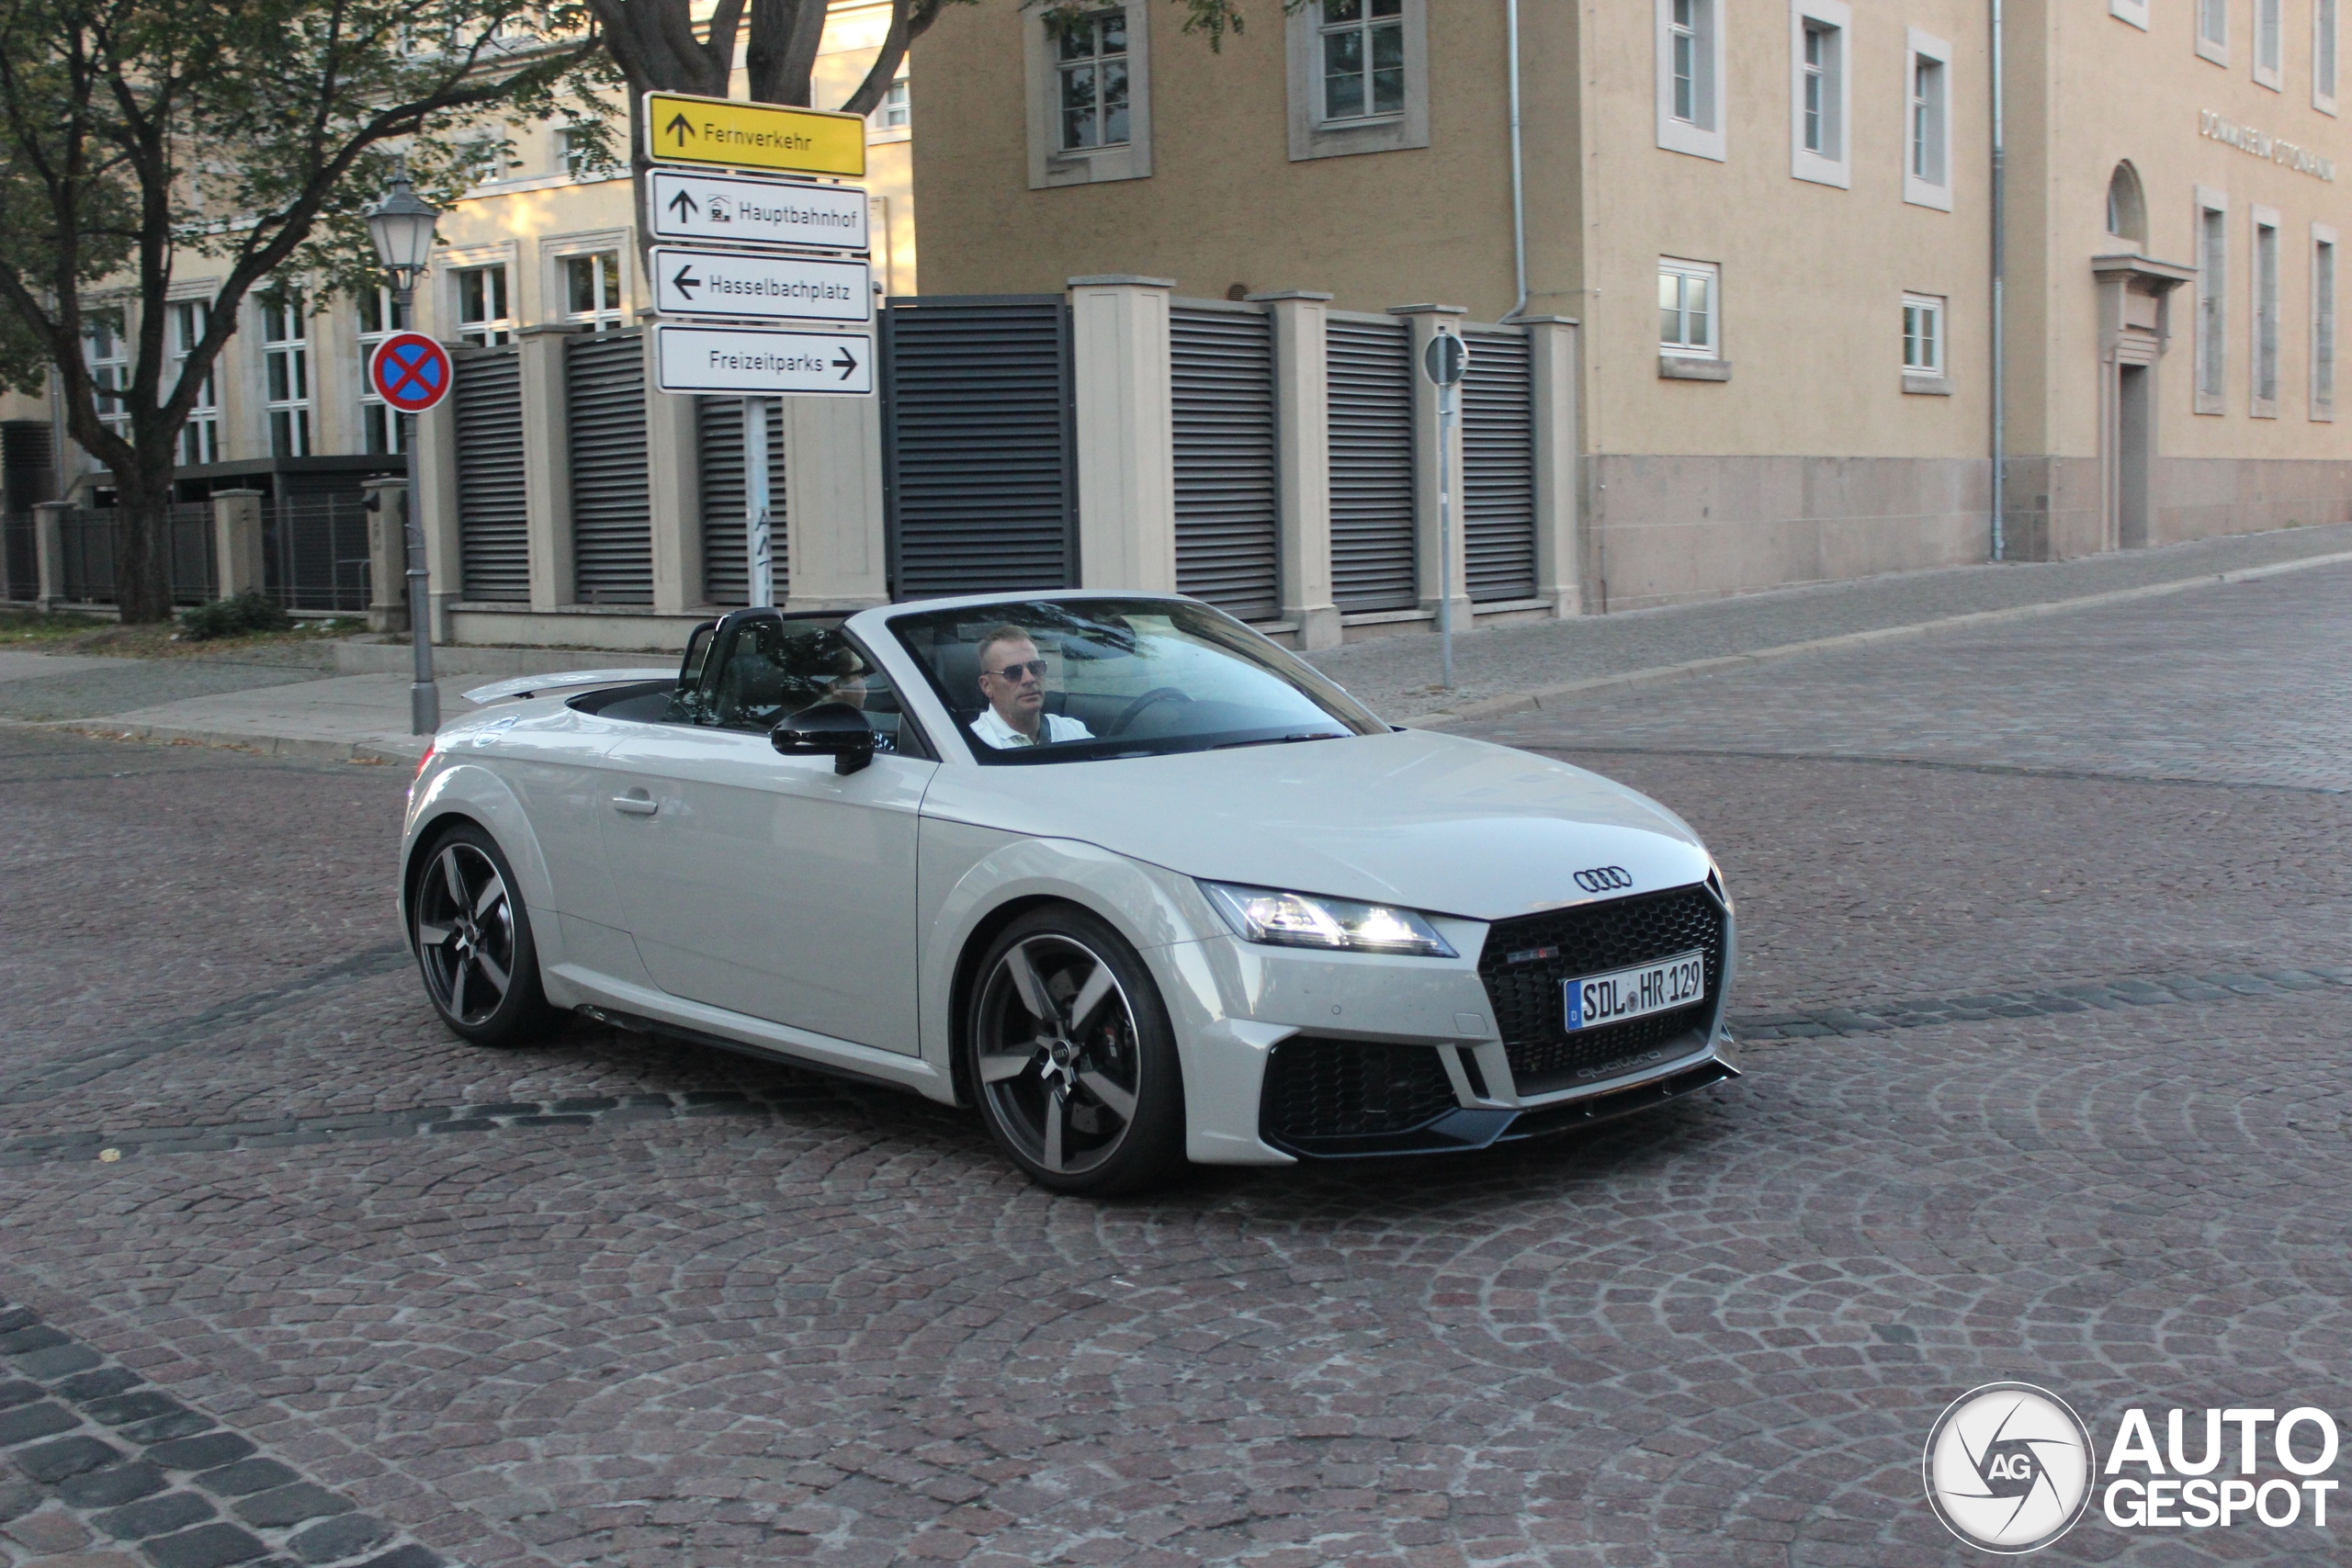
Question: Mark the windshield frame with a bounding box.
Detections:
[876,594,1388,766]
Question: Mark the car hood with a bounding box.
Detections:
[918,728,1713,920]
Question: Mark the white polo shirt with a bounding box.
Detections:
[970,707,1095,749]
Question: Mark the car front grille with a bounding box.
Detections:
[1477,885,1725,1098]
[1259,1036,1460,1150]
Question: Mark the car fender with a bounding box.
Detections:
[918,818,1219,1095]
[401,761,565,972]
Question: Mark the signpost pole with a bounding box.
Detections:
[1437,376,1454,691]
[394,286,438,734]
[744,396,774,608]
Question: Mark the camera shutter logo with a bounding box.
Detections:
[1923,1382,2095,1553]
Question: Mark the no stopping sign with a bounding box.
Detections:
[368,332,453,414]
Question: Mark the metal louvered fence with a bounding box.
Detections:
[699,396,786,606]
[1170,303,1281,622]
[453,344,527,603]
[1326,314,1418,613]
[567,330,653,605]
[1460,326,1537,604]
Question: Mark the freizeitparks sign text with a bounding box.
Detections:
[2199,109,2337,180]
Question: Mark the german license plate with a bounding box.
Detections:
[1564,949,1706,1030]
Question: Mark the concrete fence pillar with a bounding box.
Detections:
[412,348,464,644]
[783,393,890,612]
[360,477,410,634]
[517,324,578,613]
[33,500,69,607]
[1522,316,1583,618]
[1069,275,1177,593]
[1252,289,1341,649]
[209,489,266,600]
[1391,304,1472,628]
[642,321,704,615]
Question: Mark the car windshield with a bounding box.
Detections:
[889,598,1386,763]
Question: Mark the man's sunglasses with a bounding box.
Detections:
[984,659,1049,682]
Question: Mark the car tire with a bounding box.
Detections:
[409,821,558,1049]
[965,905,1185,1197]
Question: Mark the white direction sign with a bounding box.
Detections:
[656,324,873,396]
[649,169,869,253]
[652,246,871,324]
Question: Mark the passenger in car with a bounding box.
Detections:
[970,625,1095,749]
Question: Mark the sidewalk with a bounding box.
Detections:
[6,521,2350,761]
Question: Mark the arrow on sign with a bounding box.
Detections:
[666,188,698,221]
[666,111,695,146]
[671,265,702,300]
[833,345,859,381]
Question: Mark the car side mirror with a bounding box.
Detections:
[771,700,875,775]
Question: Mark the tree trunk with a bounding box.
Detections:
[110,476,176,624]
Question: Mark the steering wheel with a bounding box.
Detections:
[1107,686,1193,736]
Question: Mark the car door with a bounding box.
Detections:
[595,612,935,1055]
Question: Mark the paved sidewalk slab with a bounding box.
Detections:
[57,675,481,765]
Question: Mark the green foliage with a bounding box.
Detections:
[1030,0,1303,52]
[178,591,294,641]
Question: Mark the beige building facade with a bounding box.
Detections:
[910,0,2352,609]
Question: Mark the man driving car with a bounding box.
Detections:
[970,625,1095,748]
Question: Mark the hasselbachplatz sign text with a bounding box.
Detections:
[645,92,866,179]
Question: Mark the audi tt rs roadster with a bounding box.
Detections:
[401,591,1741,1195]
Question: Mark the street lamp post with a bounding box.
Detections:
[364,164,444,736]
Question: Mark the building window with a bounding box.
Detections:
[871,76,910,131]
[2105,162,2148,245]
[2110,0,2150,30]
[1057,12,1129,150]
[2252,206,2281,412]
[169,301,218,466]
[555,127,591,178]
[2199,0,2229,64]
[2317,0,2339,112]
[1902,294,1945,377]
[1657,0,1724,160]
[356,285,408,457]
[562,252,624,331]
[1319,0,1405,121]
[261,290,312,458]
[455,265,513,346]
[2196,192,2228,412]
[1659,259,1720,358]
[2255,0,2283,87]
[2314,227,2338,417]
[1905,34,1951,209]
[82,309,131,444]
[1790,2,1851,186]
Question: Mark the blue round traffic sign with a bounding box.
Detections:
[368,332,453,413]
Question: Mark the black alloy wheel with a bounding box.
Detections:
[967,906,1184,1196]
[410,822,556,1047]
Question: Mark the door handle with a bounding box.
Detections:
[612,792,659,817]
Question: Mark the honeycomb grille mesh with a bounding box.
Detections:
[1478,886,1724,1098]
[1260,1037,1459,1147]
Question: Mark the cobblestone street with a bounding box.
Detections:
[1,566,2346,1567]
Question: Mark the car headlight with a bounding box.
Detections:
[1199,881,1458,958]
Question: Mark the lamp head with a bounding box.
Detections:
[364,162,439,288]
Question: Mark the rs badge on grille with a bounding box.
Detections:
[1573,865,1634,893]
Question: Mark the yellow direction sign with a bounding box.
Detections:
[645,92,865,179]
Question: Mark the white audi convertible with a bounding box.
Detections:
[401,592,1740,1194]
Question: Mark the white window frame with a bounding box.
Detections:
[356,285,408,457]
[2199,0,2230,66]
[868,74,910,141]
[1285,0,1428,162]
[1658,257,1722,360]
[2109,0,2150,30]
[2251,203,2281,414]
[82,306,131,445]
[2316,0,2339,113]
[1790,1,1851,188]
[1026,6,1153,186]
[259,288,312,458]
[452,262,514,347]
[2254,0,2284,88]
[1904,30,1953,212]
[1656,0,1725,162]
[2312,222,2337,418]
[558,250,626,332]
[2195,186,2229,414]
[1902,293,1947,382]
[168,299,219,466]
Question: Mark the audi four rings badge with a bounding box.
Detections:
[1574,866,1634,893]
